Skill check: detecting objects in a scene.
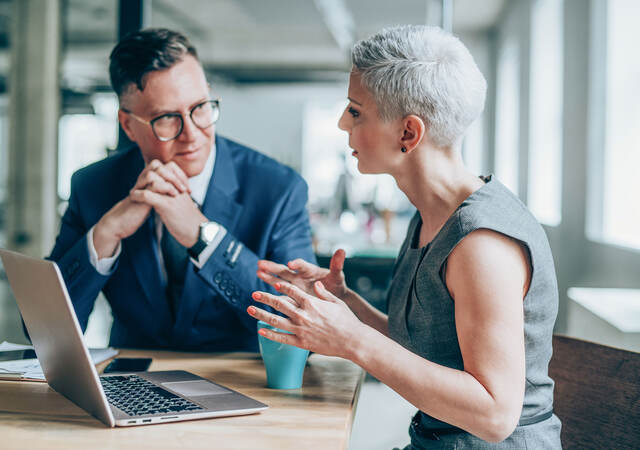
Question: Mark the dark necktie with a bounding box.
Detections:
[160,224,188,317]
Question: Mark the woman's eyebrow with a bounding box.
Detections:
[347,97,362,106]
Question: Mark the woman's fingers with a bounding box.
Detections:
[313,281,338,302]
[274,282,313,308]
[246,305,296,332]
[257,259,298,282]
[251,291,301,315]
[256,325,301,347]
[256,269,283,288]
[287,258,327,278]
[329,249,346,274]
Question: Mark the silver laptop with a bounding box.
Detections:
[0,248,268,427]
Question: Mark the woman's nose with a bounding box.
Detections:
[337,109,350,132]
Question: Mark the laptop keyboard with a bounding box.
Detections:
[100,374,204,417]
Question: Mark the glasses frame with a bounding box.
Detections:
[122,99,220,142]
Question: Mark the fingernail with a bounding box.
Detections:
[258,329,267,336]
[252,292,262,300]
[247,306,256,315]
[274,283,281,291]
[315,281,324,289]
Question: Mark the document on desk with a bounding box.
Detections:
[0,342,118,382]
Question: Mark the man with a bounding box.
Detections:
[48,28,315,351]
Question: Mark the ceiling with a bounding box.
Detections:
[1,0,506,92]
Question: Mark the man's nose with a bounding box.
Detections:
[178,115,200,141]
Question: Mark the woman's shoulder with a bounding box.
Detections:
[454,176,543,241]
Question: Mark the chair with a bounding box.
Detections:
[549,335,640,449]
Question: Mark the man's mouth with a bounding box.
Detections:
[176,147,200,158]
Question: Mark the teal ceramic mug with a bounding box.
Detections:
[257,321,309,389]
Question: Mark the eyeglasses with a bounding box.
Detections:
[122,99,220,142]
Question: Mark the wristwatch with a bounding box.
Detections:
[188,221,220,259]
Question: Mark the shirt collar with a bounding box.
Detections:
[188,141,216,206]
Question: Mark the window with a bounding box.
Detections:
[528,0,563,226]
[57,94,118,200]
[601,0,640,248]
[462,115,485,176]
[495,37,520,195]
[302,100,411,257]
[0,102,7,247]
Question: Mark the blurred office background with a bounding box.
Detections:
[0,0,639,448]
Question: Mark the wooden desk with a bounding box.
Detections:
[0,350,364,449]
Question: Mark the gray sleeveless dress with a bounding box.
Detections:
[389,176,562,449]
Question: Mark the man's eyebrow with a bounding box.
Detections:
[148,97,209,117]
[347,97,362,106]
[148,108,177,117]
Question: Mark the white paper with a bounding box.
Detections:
[0,341,34,351]
[0,344,119,381]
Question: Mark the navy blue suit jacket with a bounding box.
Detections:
[48,135,315,351]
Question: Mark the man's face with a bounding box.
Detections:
[118,55,214,177]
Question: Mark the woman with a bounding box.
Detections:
[247,25,562,448]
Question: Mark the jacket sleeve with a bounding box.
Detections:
[46,172,114,333]
[194,177,315,332]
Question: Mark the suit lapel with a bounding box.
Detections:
[200,135,244,230]
[175,136,245,329]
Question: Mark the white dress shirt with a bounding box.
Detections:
[87,144,226,275]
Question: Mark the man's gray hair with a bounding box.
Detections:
[351,25,486,148]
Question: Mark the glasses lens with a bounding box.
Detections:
[152,114,182,141]
[191,100,220,129]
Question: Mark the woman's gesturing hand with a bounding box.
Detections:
[257,249,348,299]
[247,280,363,359]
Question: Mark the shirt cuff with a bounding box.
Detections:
[190,225,227,269]
[87,225,121,275]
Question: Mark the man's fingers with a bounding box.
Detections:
[148,159,163,171]
[166,161,190,192]
[156,164,189,193]
[130,189,164,207]
[150,178,179,196]
[137,160,189,193]
[329,248,346,274]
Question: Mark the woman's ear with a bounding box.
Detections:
[117,109,138,142]
[400,114,426,153]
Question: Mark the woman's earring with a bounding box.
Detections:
[401,147,407,153]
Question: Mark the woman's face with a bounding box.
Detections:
[338,71,400,174]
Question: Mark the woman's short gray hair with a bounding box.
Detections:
[351,25,486,148]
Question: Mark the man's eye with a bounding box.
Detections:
[155,115,177,125]
[348,107,360,118]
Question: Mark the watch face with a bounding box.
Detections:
[202,222,219,241]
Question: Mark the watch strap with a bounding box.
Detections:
[187,238,207,259]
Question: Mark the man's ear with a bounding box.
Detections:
[117,109,137,143]
[400,114,426,153]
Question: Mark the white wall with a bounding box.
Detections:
[213,81,348,172]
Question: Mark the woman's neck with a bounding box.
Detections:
[393,144,484,245]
